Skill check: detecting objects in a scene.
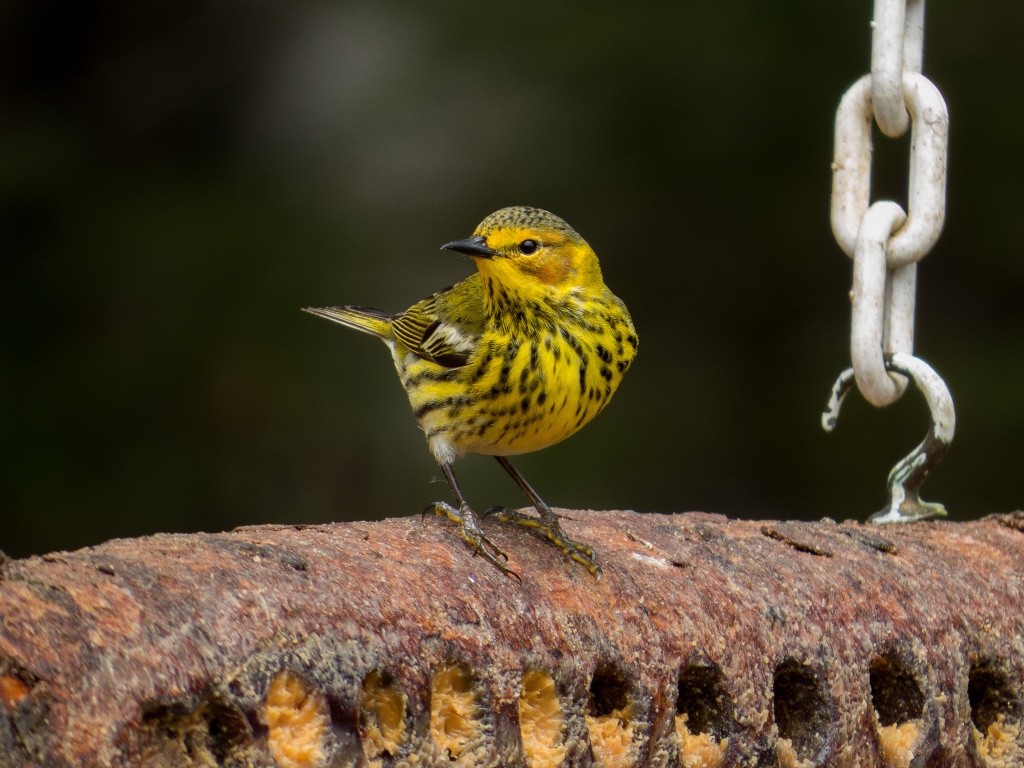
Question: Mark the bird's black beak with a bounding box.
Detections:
[441,235,497,258]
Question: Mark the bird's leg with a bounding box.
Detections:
[484,456,601,577]
[426,462,517,578]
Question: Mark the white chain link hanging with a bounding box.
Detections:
[822,0,955,524]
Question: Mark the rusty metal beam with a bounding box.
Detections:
[1,510,1022,767]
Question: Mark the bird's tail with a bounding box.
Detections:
[303,306,393,338]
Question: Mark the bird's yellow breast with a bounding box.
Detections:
[393,291,636,462]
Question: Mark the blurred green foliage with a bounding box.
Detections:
[2,2,1022,557]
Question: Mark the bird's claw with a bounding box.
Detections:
[484,506,601,578]
[426,501,519,579]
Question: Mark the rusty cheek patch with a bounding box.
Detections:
[523,250,573,286]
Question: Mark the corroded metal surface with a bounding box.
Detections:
[0,511,1022,767]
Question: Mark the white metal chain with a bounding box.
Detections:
[870,0,924,137]
[831,1,949,407]
[823,0,956,523]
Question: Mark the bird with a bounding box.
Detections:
[304,206,637,577]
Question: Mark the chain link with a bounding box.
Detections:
[870,0,925,137]
[831,71,948,272]
[849,201,913,405]
[830,0,949,407]
[823,0,955,523]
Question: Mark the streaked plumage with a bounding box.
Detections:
[306,206,636,576]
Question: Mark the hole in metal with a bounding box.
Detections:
[676,662,732,739]
[140,696,254,766]
[870,652,925,726]
[204,700,252,763]
[969,660,1021,732]
[519,669,566,768]
[589,664,630,718]
[359,669,407,763]
[676,662,731,767]
[585,664,638,768]
[773,658,833,764]
[969,659,1023,764]
[265,671,329,768]
[869,652,925,768]
[429,661,483,762]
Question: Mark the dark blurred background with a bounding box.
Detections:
[2,2,1022,558]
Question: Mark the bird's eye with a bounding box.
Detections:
[518,239,539,255]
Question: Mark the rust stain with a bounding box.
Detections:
[0,512,1019,766]
[0,675,30,709]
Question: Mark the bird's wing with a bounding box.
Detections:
[391,289,481,369]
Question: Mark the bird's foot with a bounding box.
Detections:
[483,506,601,578]
[425,501,519,580]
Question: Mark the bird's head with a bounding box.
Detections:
[441,206,603,299]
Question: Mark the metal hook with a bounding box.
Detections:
[822,352,955,524]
